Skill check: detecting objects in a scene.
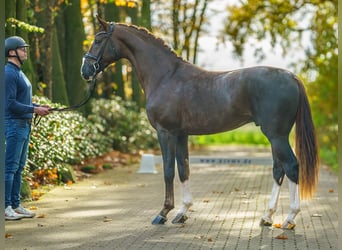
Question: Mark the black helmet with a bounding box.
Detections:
[5,36,29,57]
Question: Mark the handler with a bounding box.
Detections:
[5,36,50,220]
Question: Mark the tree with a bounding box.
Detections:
[33,1,69,105]
[221,0,337,167]
[154,0,211,64]
[103,1,126,100]
[127,2,143,108]
[5,0,40,93]
[141,0,152,30]
[51,26,69,105]
[62,0,87,107]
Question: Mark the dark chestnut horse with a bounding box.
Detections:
[81,17,319,229]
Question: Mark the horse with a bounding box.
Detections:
[81,16,319,229]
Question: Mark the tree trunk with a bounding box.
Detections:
[104,3,125,100]
[63,0,87,109]
[127,4,143,108]
[141,0,151,30]
[51,26,69,105]
[5,0,16,36]
[14,0,38,93]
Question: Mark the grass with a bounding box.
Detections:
[192,124,270,146]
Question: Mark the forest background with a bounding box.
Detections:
[4,0,337,185]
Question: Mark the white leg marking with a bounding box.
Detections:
[178,180,193,215]
[261,180,281,225]
[282,179,300,229]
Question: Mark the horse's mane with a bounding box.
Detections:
[117,23,186,62]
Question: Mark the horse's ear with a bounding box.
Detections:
[96,15,109,31]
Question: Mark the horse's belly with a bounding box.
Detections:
[182,112,253,135]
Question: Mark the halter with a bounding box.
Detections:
[83,22,118,78]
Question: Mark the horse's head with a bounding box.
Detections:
[81,16,120,81]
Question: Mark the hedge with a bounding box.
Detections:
[25,95,158,184]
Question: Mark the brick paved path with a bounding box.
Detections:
[5,147,338,249]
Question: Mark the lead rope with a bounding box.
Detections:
[33,77,97,126]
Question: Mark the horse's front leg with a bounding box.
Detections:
[152,129,177,225]
[172,135,193,224]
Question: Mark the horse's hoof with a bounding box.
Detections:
[260,217,273,227]
[282,221,296,230]
[152,215,167,225]
[172,213,188,224]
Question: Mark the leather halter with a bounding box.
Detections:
[83,22,118,77]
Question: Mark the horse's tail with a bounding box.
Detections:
[295,77,319,200]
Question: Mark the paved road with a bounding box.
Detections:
[5,147,338,249]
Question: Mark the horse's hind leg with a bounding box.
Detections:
[282,179,300,229]
[260,180,281,226]
[261,136,300,229]
[172,135,193,224]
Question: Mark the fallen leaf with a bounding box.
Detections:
[207,237,213,242]
[275,233,288,240]
[103,218,113,222]
[29,206,38,210]
[273,223,282,228]
[203,200,209,203]
[328,189,334,193]
[285,223,296,230]
[311,213,322,217]
[37,224,44,227]
[5,233,13,239]
[37,214,46,218]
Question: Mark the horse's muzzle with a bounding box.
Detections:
[80,58,97,80]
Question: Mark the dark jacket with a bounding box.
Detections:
[5,62,36,120]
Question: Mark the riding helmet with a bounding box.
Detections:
[5,36,29,57]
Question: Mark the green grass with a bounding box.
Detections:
[320,148,338,173]
[192,124,270,146]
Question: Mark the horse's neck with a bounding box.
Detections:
[118,26,181,96]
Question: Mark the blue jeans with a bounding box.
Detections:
[5,119,31,209]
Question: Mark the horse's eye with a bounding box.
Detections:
[95,39,101,44]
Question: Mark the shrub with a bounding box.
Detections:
[25,95,159,185]
[87,96,158,153]
[26,96,104,178]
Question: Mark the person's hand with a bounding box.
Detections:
[34,106,50,116]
